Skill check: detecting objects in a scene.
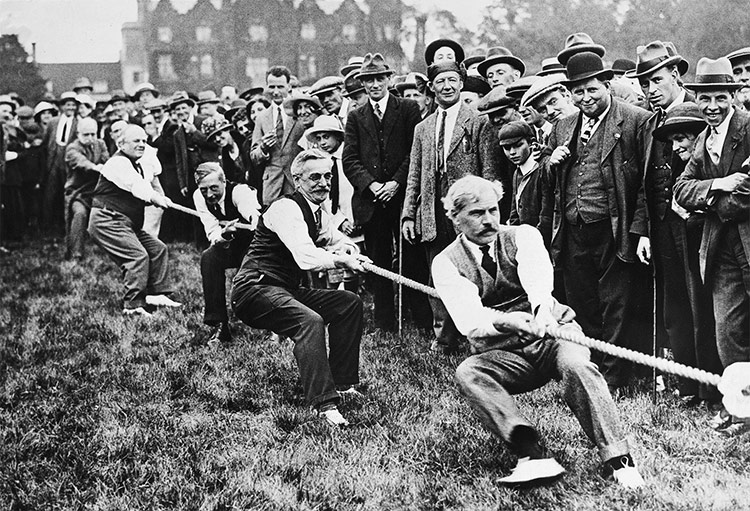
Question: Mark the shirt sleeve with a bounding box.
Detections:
[99,155,158,203]
[431,252,506,339]
[193,189,223,244]
[232,184,262,230]
[514,225,555,314]
[264,199,338,271]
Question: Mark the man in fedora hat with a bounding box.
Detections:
[540,51,652,392]
[727,46,750,111]
[343,52,429,333]
[250,65,305,205]
[628,41,708,400]
[197,90,221,117]
[477,47,526,93]
[342,72,368,113]
[464,48,487,77]
[73,77,94,96]
[674,57,750,433]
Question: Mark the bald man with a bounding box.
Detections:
[88,125,180,316]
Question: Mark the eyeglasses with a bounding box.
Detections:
[306,172,333,183]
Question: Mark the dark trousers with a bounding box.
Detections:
[231,284,363,408]
[201,238,251,325]
[88,207,172,309]
[64,192,91,259]
[562,219,644,388]
[710,225,750,367]
[42,161,66,236]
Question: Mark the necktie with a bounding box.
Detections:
[436,110,447,174]
[275,106,284,144]
[330,156,340,214]
[479,245,497,277]
[59,118,69,144]
[706,127,720,165]
[580,115,598,146]
[314,206,322,234]
[373,102,383,122]
[134,161,144,178]
[208,201,223,219]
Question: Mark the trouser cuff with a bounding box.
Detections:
[310,390,341,411]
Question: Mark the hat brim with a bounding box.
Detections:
[169,98,196,110]
[537,67,566,77]
[557,44,606,66]
[207,124,233,140]
[478,56,526,79]
[726,49,750,65]
[683,82,745,92]
[479,99,517,116]
[463,56,485,68]
[134,89,159,99]
[562,68,614,87]
[197,99,221,105]
[425,39,466,65]
[304,126,344,141]
[340,64,361,76]
[394,82,418,93]
[343,86,365,98]
[355,69,395,79]
[630,55,683,78]
[653,119,707,142]
[522,83,563,108]
[311,85,340,97]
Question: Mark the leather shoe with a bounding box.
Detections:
[497,456,566,485]
[208,323,231,344]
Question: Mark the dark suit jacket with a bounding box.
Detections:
[674,108,750,281]
[343,94,421,224]
[43,115,78,178]
[250,107,304,205]
[401,101,485,242]
[539,97,652,265]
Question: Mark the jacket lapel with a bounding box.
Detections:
[381,95,399,147]
[447,102,471,158]
[719,109,748,175]
[600,100,624,164]
[281,117,297,148]
[360,102,378,140]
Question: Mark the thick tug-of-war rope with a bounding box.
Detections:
[360,260,750,418]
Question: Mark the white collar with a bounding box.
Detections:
[463,234,496,263]
[370,93,389,113]
[518,155,537,176]
[438,100,461,116]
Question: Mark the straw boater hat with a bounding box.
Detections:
[557,33,606,66]
[684,57,744,91]
[168,90,196,110]
[309,76,345,98]
[304,114,345,143]
[652,102,707,142]
[629,41,685,78]
[521,74,566,108]
[340,56,365,77]
[463,48,488,69]
[424,38,465,66]
[133,82,160,100]
[536,57,566,77]
[477,47,526,79]
[355,53,395,79]
[562,52,614,86]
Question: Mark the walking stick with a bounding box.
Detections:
[652,265,658,405]
[398,233,403,336]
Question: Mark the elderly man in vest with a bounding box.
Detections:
[674,57,750,435]
[231,148,367,427]
[432,175,644,488]
[88,125,180,316]
[193,162,261,343]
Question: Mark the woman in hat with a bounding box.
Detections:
[202,117,246,184]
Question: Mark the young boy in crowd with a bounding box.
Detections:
[499,120,543,228]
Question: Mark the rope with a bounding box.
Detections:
[360,261,723,388]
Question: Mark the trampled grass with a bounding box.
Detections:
[1,241,749,510]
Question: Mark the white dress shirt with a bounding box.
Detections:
[582,102,611,139]
[193,184,261,244]
[323,144,356,231]
[99,153,160,203]
[432,226,554,340]
[706,107,735,164]
[434,100,462,166]
[263,195,358,271]
[370,93,389,119]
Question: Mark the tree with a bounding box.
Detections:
[0,35,46,103]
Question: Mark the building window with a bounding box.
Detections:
[196,26,212,43]
[158,54,177,80]
[248,24,268,42]
[298,55,317,81]
[300,23,316,41]
[246,57,269,85]
[200,54,214,78]
[342,24,357,42]
[157,26,173,43]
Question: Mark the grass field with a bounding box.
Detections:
[1,240,749,510]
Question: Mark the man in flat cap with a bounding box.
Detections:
[310,76,350,125]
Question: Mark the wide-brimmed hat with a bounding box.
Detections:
[73,77,93,92]
[611,58,636,76]
[0,95,16,112]
[557,33,606,66]
[462,75,491,96]
[652,102,707,141]
[425,38,465,66]
[395,72,428,94]
[340,56,365,77]
[343,72,366,97]
[537,57,566,77]
[284,92,323,113]
[684,57,744,91]
[309,76,345,97]
[629,41,684,79]
[197,90,220,105]
[168,90,196,110]
[664,42,689,76]
[304,114,345,142]
[33,101,57,119]
[356,53,394,79]
[464,48,487,69]
[521,74,566,108]
[562,52,614,86]
[76,94,95,109]
[726,46,750,66]
[144,98,168,111]
[497,120,534,147]
[506,76,538,101]
[477,87,516,115]
[477,47,526,79]
[223,98,248,121]
[108,90,130,105]
[133,82,160,100]
[239,86,265,101]
[57,91,79,106]
[201,116,233,140]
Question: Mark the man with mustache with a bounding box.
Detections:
[432,175,643,487]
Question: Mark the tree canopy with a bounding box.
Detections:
[0,35,46,103]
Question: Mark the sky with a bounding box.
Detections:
[0,0,491,63]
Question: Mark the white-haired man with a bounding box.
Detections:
[431,175,643,487]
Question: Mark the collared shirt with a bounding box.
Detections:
[515,157,538,212]
[99,152,160,203]
[582,101,611,139]
[140,145,162,178]
[338,97,351,125]
[434,100,462,165]
[193,183,261,244]
[271,102,289,132]
[322,144,356,230]
[432,227,554,339]
[707,107,735,163]
[370,93,390,119]
[665,89,687,112]
[56,114,74,146]
[263,194,357,271]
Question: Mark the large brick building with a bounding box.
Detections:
[121,0,407,95]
